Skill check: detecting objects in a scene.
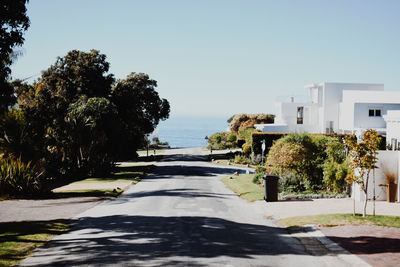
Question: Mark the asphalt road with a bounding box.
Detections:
[20,148,357,266]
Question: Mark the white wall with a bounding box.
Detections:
[352,150,399,202]
[384,110,400,146]
[323,83,384,133]
[354,103,400,129]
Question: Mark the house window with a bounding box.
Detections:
[369,109,375,117]
[369,109,382,117]
[297,106,303,124]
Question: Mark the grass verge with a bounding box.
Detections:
[221,174,264,202]
[51,164,156,198]
[0,220,70,267]
[53,188,123,198]
[280,213,400,228]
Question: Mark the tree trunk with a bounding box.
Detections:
[353,182,356,216]
[363,171,370,217]
[373,169,376,216]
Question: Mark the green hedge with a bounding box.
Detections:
[251,132,355,156]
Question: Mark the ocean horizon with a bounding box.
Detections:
[156,115,229,148]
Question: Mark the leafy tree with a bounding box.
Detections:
[345,129,381,217]
[16,50,170,178]
[0,0,30,114]
[111,72,170,159]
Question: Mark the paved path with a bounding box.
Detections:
[20,148,364,266]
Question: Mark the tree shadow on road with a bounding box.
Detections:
[151,165,248,177]
[19,215,309,266]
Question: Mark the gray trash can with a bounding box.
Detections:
[263,175,279,202]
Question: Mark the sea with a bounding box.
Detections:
[156,116,229,148]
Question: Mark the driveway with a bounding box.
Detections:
[20,148,363,266]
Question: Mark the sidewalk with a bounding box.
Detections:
[252,198,400,219]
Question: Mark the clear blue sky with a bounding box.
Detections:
[10,0,400,118]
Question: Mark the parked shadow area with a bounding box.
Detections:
[22,215,313,266]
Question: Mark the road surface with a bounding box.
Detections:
[20,148,361,266]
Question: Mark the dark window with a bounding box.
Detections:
[369,109,374,117]
[375,109,381,117]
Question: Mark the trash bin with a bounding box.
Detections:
[263,175,279,202]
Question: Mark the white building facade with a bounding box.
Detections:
[255,82,400,137]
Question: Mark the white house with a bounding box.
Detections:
[255,82,400,137]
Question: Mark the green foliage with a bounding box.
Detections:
[242,143,252,156]
[227,133,237,143]
[252,172,264,184]
[266,133,350,192]
[0,0,30,114]
[15,50,170,180]
[0,108,38,162]
[233,155,251,165]
[322,138,349,193]
[207,132,238,150]
[266,133,318,189]
[255,165,266,174]
[0,155,41,197]
[278,173,304,193]
[323,160,349,193]
[238,128,258,145]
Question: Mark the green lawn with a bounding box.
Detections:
[221,174,264,202]
[0,220,69,267]
[52,164,156,198]
[280,213,400,228]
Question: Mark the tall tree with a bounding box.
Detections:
[0,0,30,113]
[345,129,381,217]
[111,72,170,159]
[18,50,170,178]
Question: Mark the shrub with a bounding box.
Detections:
[229,113,275,133]
[207,132,238,150]
[227,133,237,143]
[323,161,349,193]
[242,143,252,156]
[255,165,266,174]
[279,173,304,193]
[0,155,42,197]
[238,128,258,145]
[321,138,349,193]
[252,172,264,184]
[266,133,319,190]
[233,155,251,165]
